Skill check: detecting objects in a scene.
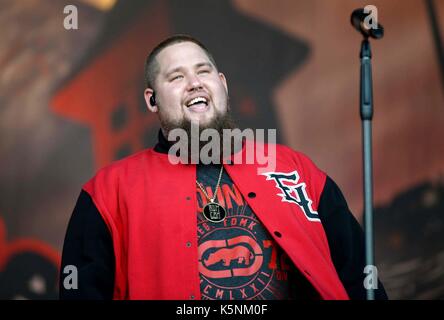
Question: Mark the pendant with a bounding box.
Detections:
[202,201,227,223]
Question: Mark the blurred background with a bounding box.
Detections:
[0,0,443,299]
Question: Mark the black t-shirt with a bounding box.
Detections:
[196,163,320,300]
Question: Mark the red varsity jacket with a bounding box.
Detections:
[83,140,349,300]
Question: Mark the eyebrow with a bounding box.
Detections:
[195,62,213,69]
[164,62,213,78]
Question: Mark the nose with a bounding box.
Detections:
[186,73,203,92]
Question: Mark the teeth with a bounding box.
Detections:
[187,97,207,107]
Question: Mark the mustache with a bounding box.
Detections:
[159,97,235,137]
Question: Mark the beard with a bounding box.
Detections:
[159,101,241,163]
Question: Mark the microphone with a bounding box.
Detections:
[351,8,384,39]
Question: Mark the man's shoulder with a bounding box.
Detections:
[86,147,156,184]
[247,140,326,182]
[248,139,317,164]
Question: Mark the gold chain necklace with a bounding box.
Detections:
[196,165,227,223]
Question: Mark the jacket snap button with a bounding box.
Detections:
[186,242,191,248]
[274,231,282,238]
[248,192,256,198]
[190,294,195,300]
[186,196,191,200]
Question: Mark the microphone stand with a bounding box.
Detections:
[360,37,375,301]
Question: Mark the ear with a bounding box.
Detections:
[219,72,228,94]
[144,88,158,113]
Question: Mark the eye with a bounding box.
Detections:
[170,74,183,81]
[198,69,210,75]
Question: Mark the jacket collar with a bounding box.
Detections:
[153,129,171,155]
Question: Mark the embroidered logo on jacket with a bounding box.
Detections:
[261,170,320,222]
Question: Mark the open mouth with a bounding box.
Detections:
[186,96,209,112]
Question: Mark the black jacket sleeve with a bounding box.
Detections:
[318,176,388,300]
[59,190,115,299]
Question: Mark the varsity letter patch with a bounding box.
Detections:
[261,170,320,222]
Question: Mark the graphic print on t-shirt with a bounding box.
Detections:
[196,165,294,300]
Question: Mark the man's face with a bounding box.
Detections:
[151,42,229,132]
